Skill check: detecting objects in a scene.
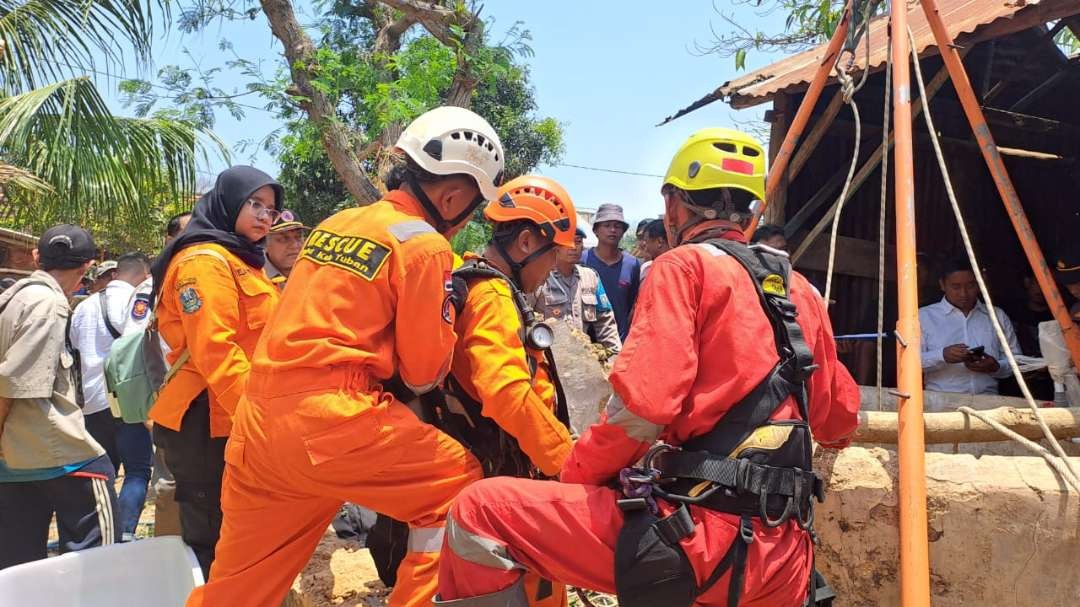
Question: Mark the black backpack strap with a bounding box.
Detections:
[451,258,569,425]
[683,240,818,455]
[97,290,122,339]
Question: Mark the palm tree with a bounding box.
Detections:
[0,0,216,236]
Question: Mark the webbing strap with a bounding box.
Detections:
[682,239,818,454]
[697,513,753,606]
[97,290,122,339]
[655,450,819,498]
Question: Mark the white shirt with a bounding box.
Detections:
[69,280,135,414]
[919,297,1021,397]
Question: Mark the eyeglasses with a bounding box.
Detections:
[246,199,292,223]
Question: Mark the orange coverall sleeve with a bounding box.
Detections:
[459,283,573,476]
[172,255,250,418]
[395,243,457,393]
[562,256,697,485]
[796,276,861,448]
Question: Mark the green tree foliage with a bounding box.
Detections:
[0,1,216,238]
[276,25,564,224]
[122,1,563,228]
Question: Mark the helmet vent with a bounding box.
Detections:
[422,139,443,161]
[463,131,474,141]
[742,146,761,157]
[450,132,461,140]
[713,142,737,153]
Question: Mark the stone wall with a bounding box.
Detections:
[814,447,1080,606]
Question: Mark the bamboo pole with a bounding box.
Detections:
[919,0,1080,374]
[890,0,932,603]
[748,1,853,238]
[855,407,1080,444]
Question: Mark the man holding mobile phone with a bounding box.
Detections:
[920,259,1021,400]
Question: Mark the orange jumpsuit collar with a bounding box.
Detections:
[683,220,747,245]
[383,189,434,225]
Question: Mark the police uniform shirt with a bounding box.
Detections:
[0,271,104,471]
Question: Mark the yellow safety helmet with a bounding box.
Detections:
[663,128,766,205]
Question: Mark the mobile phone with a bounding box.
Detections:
[967,346,985,358]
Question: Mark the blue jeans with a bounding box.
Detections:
[84,411,153,538]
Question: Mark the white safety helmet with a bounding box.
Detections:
[394,106,505,201]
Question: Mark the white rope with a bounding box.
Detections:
[876,12,892,411]
[958,406,1080,493]
[908,26,1080,492]
[823,72,865,305]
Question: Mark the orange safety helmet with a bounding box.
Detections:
[484,175,577,247]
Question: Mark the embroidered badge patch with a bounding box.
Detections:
[300,229,392,281]
[179,287,202,314]
[131,295,150,320]
[442,294,455,324]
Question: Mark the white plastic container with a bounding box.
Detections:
[0,536,203,606]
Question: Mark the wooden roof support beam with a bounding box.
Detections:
[1010,64,1077,112]
[789,52,965,262]
[788,90,846,182]
[983,21,1069,104]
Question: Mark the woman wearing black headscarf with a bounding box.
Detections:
[149,166,283,578]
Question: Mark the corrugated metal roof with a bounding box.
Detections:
[664,0,1080,120]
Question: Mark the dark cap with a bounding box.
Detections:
[38,224,96,270]
[269,210,309,234]
[1056,242,1080,285]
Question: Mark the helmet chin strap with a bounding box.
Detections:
[493,238,556,288]
[406,172,486,234]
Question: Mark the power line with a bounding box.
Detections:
[554,162,664,178]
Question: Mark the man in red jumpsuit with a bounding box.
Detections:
[434,128,860,607]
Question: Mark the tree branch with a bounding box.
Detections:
[374,15,418,54]
[376,0,460,46]
[259,0,381,204]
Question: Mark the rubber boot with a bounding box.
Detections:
[433,578,529,607]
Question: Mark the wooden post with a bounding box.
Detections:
[766,94,791,224]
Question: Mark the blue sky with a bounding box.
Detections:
[98,1,790,226]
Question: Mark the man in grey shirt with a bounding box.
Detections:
[0,224,121,568]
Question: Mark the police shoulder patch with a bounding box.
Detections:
[179,287,202,314]
[131,295,150,321]
[300,228,392,281]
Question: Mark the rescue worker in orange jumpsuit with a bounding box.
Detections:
[149,166,284,579]
[426,175,579,606]
[185,106,505,607]
[434,128,861,607]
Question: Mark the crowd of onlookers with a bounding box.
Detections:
[0,204,313,571]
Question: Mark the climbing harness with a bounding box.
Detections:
[420,258,571,477]
[612,240,835,607]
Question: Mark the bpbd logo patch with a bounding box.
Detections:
[301,229,392,281]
